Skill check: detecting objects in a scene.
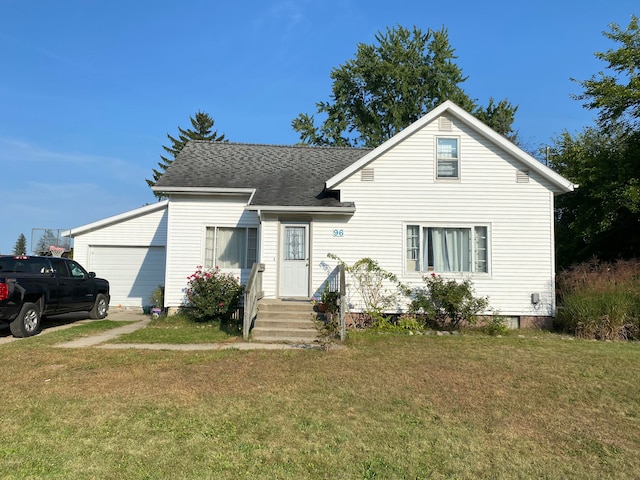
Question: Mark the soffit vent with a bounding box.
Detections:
[438,116,453,131]
[361,168,375,182]
[516,170,530,183]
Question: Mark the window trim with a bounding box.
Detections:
[404,223,490,275]
[435,136,461,180]
[204,225,258,270]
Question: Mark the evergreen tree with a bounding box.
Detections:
[12,233,27,255]
[292,25,518,147]
[147,111,226,198]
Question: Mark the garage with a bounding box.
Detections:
[88,246,166,308]
[64,201,169,309]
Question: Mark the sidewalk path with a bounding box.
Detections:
[54,308,326,351]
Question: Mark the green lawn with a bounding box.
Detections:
[0,328,638,479]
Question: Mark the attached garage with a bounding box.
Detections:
[64,201,168,308]
[88,246,166,307]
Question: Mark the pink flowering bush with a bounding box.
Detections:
[184,266,243,322]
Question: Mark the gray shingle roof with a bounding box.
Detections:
[155,141,372,207]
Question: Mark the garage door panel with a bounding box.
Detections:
[90,246,166,307]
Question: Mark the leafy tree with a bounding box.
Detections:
[550,16,640,266]
[147,111,226,198]
[12,233,27,255]
[292,25,518,147]
[572,15,640,131]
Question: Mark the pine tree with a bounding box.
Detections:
[147,111,226,198]
[12,233,27,255]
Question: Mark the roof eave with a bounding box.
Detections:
[245,205,356,215]
[62,200,169,237]
[151,186,256,196]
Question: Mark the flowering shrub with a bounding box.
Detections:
[409,273,489,331]
[184,266,243,322]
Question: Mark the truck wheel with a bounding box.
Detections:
[89,294,109,319]
[10,302,42,338]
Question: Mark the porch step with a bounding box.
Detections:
[252,299,319,343]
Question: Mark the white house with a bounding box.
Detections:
[66,101,575,327]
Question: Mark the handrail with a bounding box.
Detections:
[339,263,346,341]
[243,262,265,340]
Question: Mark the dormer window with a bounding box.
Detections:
[436,137,459,179]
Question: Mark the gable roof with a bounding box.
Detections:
[153,142,371,207]
[62,200,168,237]
[326,100,576,194]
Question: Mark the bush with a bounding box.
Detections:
[556,259,640,340]
[183,266,244,323]
[409,274,489,331]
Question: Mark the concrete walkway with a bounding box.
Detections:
[53,308,325,351]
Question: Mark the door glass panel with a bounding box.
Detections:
[284,227,305,260]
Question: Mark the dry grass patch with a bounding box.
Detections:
[0,331,639,478]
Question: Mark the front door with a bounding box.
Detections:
[279,223,309,297]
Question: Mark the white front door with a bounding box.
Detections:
[279,223,309,297]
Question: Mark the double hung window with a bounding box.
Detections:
[406,225,488,273]
[205,226,257,269]
[436,137,459,179]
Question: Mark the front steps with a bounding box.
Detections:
[251,299,319,343]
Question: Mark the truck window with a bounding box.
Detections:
[51,259,70,278]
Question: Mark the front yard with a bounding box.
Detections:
[0,324,638,479]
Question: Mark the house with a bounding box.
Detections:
[66,101,575,327]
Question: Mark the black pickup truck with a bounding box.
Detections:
[0,255,110,338]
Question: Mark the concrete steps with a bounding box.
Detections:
[252,299,319,343]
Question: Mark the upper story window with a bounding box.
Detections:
[205,226,258,269]
[436,137,459,179]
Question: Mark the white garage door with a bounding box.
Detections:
[89,246,166,307]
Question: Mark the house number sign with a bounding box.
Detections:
[332,229,345,237]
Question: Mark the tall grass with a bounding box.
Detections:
[556,259,640,340]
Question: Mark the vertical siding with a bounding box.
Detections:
[164,195,259,308]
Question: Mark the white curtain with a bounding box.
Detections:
[217,228,246,268]
[429,228,471,272]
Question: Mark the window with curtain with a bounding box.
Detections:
[406,225,488,273]
[205,227,258,269]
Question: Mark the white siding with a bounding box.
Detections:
[163,195,259,309]
[70,205,168,308]
[308,117,557,317]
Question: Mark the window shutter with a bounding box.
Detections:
[361,168,375,182]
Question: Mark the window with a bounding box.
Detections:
[205,226,257,269]
[436,137,459,179]
[406,225,488,273]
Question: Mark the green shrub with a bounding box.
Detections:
[409,274,489,331]
[556,259,640,340]
[482,314,509,336]
[328,254,407,325]
[183,266,244,322]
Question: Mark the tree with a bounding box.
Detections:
[572,15,640,131]
[147,111,226,198]
[292,25,518,148]
[550,16,640,267]
[12,233,27,255]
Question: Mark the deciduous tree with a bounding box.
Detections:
[292,25,518,147]
[551,16,640,266]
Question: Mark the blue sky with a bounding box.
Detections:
[0,0,636,254]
